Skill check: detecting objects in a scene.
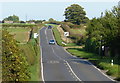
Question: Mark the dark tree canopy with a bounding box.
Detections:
[49,18,55,22]
[64,4,88,25]
[85,5,120,57]
[3,15,19,23]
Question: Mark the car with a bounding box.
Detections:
[48,25,52,29]
[49,39,55,45]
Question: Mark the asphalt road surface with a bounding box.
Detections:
[40,27,116,82]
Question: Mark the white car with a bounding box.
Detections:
[49,39,55,45]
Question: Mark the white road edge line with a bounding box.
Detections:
[39,27,45,83]
[51,47,82,81]
[63,47,115,81]
[65,61,81,81]
[50,25,115,81]
[86,61,115,81]
[40,46,45,83]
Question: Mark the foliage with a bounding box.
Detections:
[2,30,30,81]
[27,20,44,24]
[49,18,55,22]
[47,19,61,25]
[85,5,120,57]
[60,22,86,44]
[64,4,89,25]
[3,15,19,23]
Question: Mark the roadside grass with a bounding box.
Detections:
[50,24,64,46]
[49,24,84,47]
[5,27,31,43]
[67,48,100,60]
[28,40,41,81]
[67,48,120,80]
[19,43,36,65]
[19,32,41,81]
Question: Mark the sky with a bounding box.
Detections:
[0,1,119,21]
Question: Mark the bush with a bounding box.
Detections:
[115,76,120,81]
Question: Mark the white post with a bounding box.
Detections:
[111,59,113,66]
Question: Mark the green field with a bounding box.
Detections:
[5,27,31,43]
[67,48,120,80]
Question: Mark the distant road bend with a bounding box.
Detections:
[40,27,115,83]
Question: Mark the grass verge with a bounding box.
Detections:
[67,48,120,81]
[50,24,64,46]
[19,26,41,81]
[19,39,41,81]
[5,27,31,43]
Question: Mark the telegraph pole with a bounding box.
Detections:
[25,14,28,22]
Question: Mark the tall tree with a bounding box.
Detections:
[49,18,55,22]
[3,15,19,23]
[85,5,120,57]
[2,30,30,81]
[64,4,88,25]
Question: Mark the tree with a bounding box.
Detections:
[64,4,88,25]
[2,30,30,81]
[3,15,19,23]
[49,18,55,22]
[85,5,120,57]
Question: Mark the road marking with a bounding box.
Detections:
[67,67,69,70]
[40,27,45,83]
[45,27,48,43]
[51,47,63,60]
[50,31,82,81]
[65,61,81,81]
[63,43,115,81]
[85,60,115,81]
[40,47,45,83]
[47,61,59,64]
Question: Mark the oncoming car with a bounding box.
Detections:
[48,25,52,29]
[49,39,55,45]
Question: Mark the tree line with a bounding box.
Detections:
[2,14,45,24]
[85,5,120,58]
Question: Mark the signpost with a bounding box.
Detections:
[34,33,38,38]
[64,32,69,37]
[64,32,69,43]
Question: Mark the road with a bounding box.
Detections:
[40,27,115,82]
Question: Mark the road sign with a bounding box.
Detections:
[64,32,69,37]
[34,33,38,38]
[102,46,104,51]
